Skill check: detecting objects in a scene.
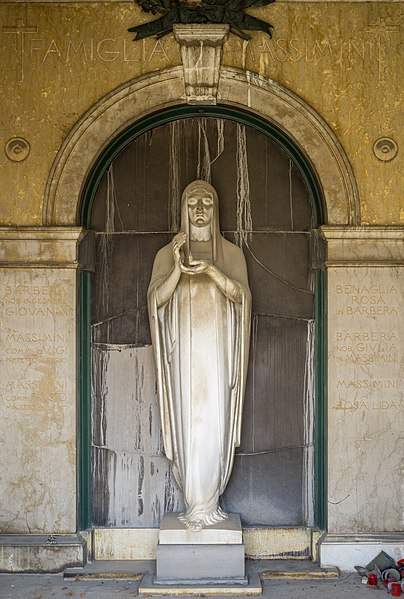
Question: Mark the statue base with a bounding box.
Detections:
[138,572,263,595]
[159,512,243,545]
[156,543,246,584]
[150,512,251,588]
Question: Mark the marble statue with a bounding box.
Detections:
[148,180,251,531]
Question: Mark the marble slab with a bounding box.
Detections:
[327,266,403,534]
[0,268,77,533]
[0,535,85,573]
[159,513,242,545]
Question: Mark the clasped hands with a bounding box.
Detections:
[172,232,210,276]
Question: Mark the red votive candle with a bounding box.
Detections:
[391,582,402,597]
[367,573,378,588]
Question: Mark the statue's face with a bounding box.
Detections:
[187,189,214,228]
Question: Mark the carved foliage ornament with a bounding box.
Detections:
[128,0,275,41]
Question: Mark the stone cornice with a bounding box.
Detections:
[320,226,404,266]
[0,227,87,268]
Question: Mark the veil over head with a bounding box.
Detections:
[180,179,223,266]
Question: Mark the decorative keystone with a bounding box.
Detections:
[174,24,229,105]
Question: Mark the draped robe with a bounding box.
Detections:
[148,183,251,527]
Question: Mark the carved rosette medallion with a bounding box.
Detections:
[5,137,30,162]
[173,24,229,105]
[373,138,398,162]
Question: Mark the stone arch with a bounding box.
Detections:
[42,66,359,227]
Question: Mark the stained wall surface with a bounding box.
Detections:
[0,2,402,227]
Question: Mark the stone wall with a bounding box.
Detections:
[0,2,402,226]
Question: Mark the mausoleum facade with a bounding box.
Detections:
[0,0,402,573]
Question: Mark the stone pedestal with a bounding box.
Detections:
[139,513,263,595]
[157,544,246,584]
[155,513,246,585]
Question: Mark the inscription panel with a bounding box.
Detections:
[0,12,399,85]
[0,269,77,534]
[328,267,403,534]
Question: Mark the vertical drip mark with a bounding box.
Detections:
[235,123,252,247]
[169,121,180,232]
[289,159,294,231]
[97,165,122,343]
[303,320,315,527]
[195,118,225,184]
[100,349,109,449]
[107,449,117,527]
[265,138,268,226]
[197,119,211,183]
[92,347,110,449]
[242,39,248,69]
[108,164,123,231]
[251,314,259,453]
[211,119,225,165]
[138,455,145,517]
[142,131,150,232]
[197,120,201,179]
[135,238,140,345]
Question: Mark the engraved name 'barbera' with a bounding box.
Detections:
[2,284,71,316]
[335,331,398,352]
[4,284,66,299]
[334,330,399,363]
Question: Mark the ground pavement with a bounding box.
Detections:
[0,560,395,599]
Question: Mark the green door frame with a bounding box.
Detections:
[78,104,327,532]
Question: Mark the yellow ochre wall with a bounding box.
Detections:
[0,2,402,226]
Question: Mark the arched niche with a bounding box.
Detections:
[76,103,329,533]
[42,66,359,227]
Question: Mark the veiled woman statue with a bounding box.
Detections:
[148,180,251,531]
